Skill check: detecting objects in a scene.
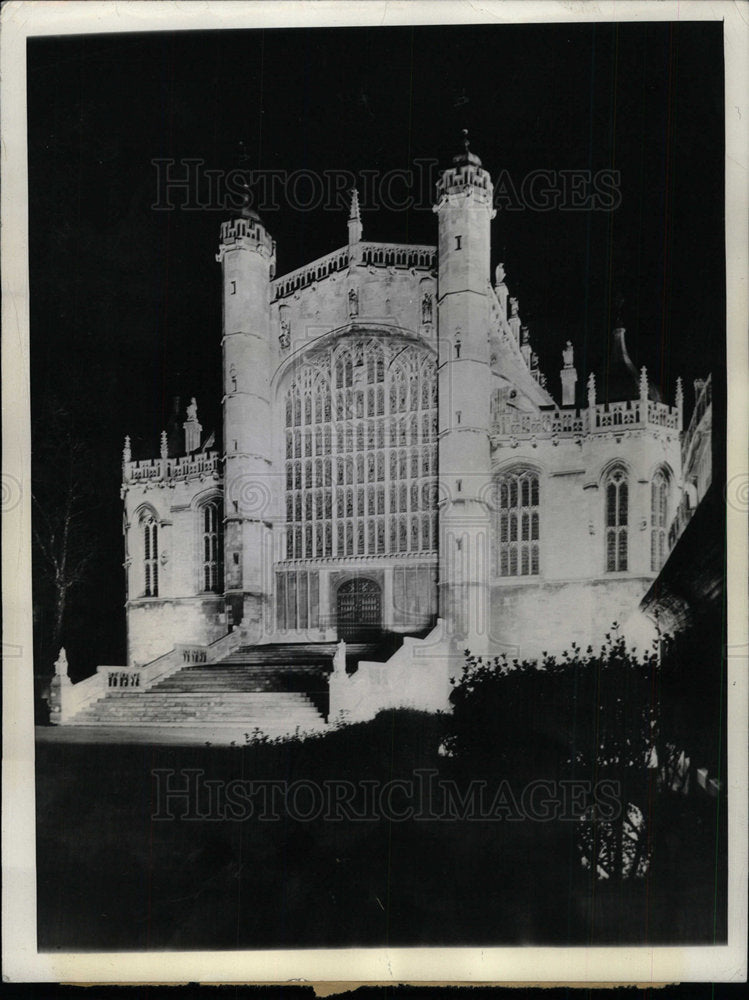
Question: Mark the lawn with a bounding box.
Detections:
[35,711,726,951]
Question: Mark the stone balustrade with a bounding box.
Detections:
[272,242,436,302]
[492,399,680,442]
[358,242,436,270]
[123,450,220,486]
[273,247,350,300]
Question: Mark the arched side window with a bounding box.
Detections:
[496,469,540,577]
[141,511,159,597]
[605,466,628,572]
[651,469,668,572]
[201,499,224,593]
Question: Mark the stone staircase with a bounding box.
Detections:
[67,641,377,738]
[66,639,392,739]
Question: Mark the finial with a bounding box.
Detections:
[239,179,261,223]
[123,435,131,464]
[452,128,482,168]
[521,325,530,345]
[349,187,361,221]
[676,376,684,404]
[587,372,597,407]
[160,430,168,460]
[495,262,506,285]
[510,297,519,318]
[639,365,648,400]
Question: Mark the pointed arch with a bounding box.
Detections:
[604,464,629,572]
[494,466,541,577]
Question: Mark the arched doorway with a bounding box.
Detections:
[336,577,382,642]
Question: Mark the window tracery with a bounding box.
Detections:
[605,466,629,572]
[651,469,668,571]
[496,469,540,577]
[284,339,437,559]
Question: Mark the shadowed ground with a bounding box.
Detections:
[35,711,726,951]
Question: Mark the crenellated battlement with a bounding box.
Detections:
[435,163,493,204]
[216,216,276,268]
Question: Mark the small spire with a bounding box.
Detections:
[676,376,684,426]
[639,365,649,401]
[348,187,363,246]
[587,372,597,407]
[160,430,168,460]
[123,435,131,465]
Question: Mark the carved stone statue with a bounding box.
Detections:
[186,397,198,421]
[563,340,574,368]
[54,647,68,677]
[348,287,359,316]
[333,639,347,674]
[279,318,290,350]
[495,262,506,284]
[510,297,519,317]
[421,292,433,324]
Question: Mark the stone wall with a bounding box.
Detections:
[489,577,654,662]
[127,595,225,665]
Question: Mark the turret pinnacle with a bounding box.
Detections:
[348,186,363,246]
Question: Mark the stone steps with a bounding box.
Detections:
[67,644,347,731]
[73,685,323,728]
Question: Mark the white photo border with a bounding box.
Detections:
[2,0,747,985]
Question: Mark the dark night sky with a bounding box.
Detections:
[27,20,725,671]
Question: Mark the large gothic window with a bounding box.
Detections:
[142,512,158,597]
[201,499,224,593]
[650,469,668,572]
[496,469,540,577]
[284,340,437,560]
[605,466,628,572]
